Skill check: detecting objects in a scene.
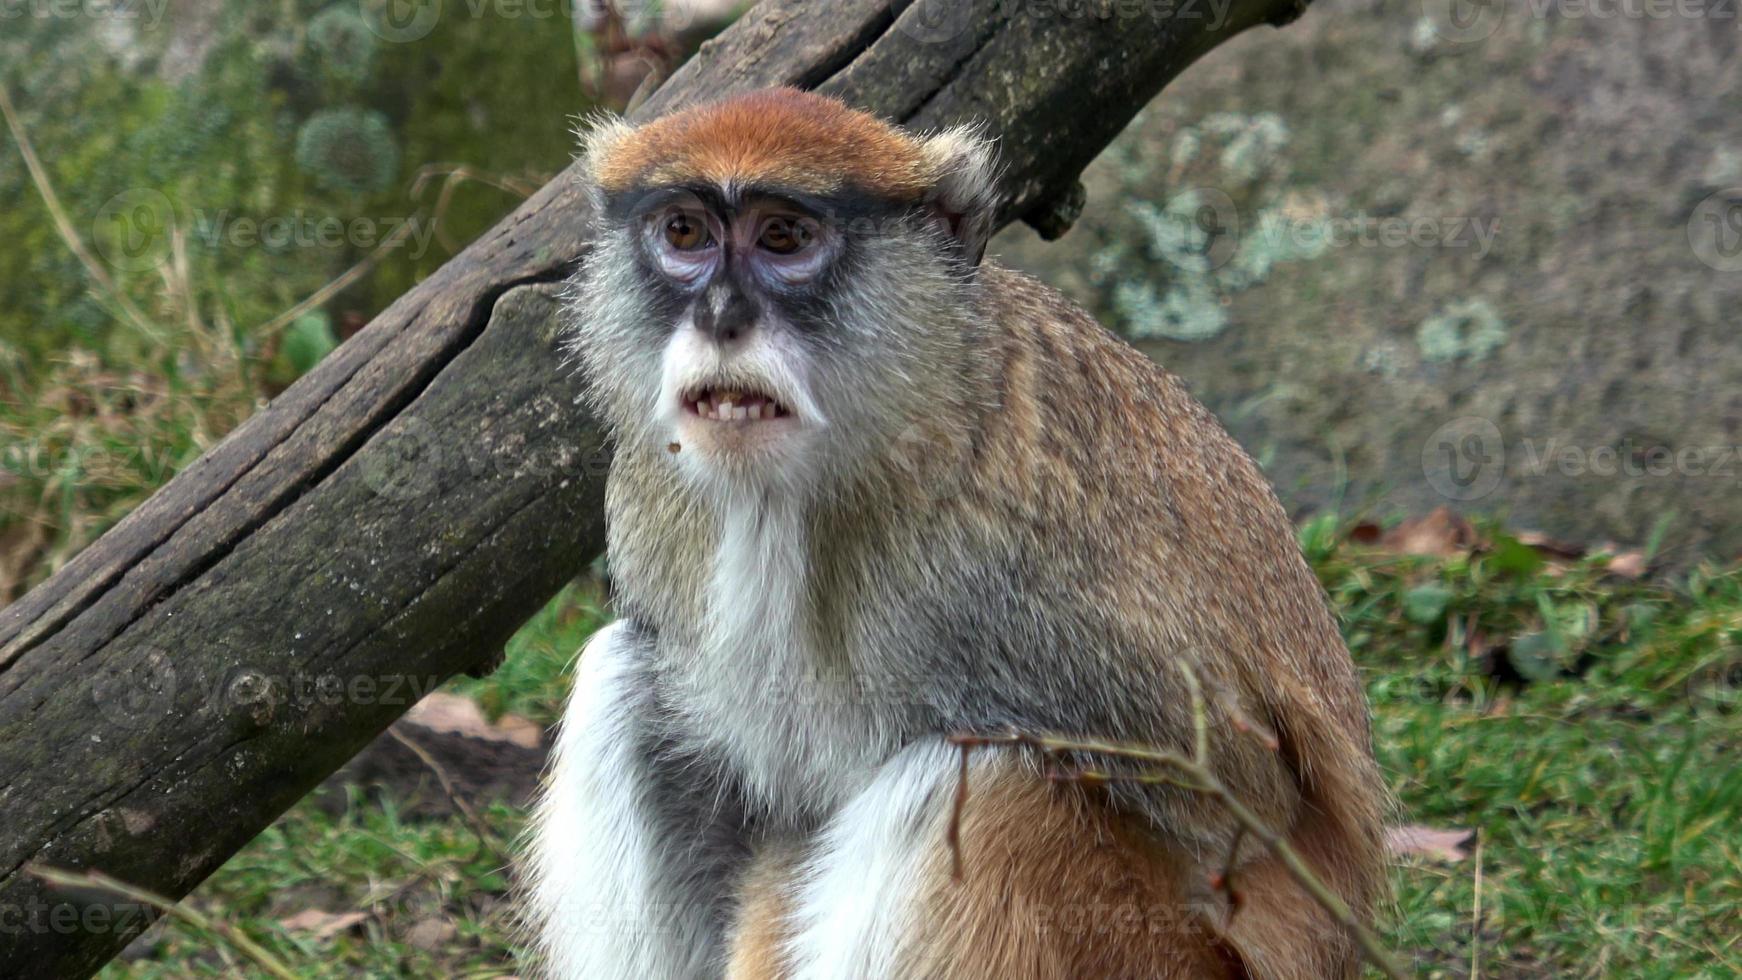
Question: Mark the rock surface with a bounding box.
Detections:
[994,0,1742,561]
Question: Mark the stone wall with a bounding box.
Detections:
[993,0,1742,562]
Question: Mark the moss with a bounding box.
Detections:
[1086,112,1331,344]
[1417,299,1508,363]
[1205,111,1289,182]
[1225,208,1329,289]
[294,107,400,195]
[305,6,379,86]
[1114,276,1228,342]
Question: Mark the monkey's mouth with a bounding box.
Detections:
[681,387,793,423]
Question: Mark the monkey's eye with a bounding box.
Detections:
[757,216,817,256]
[662,212,713,251]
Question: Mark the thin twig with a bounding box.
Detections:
[164,221,208,339]
[252,216,419,338]
[1212,824,1249,920]
[947,741,972,881]
[25,864,299,980]
[0,82,164,343]
[253,160,528,339]
[1178,661,1210,763]
[408,165,539,253]
[388,726,508,867]
[409,163,540,204]
[1471,836,1484,980]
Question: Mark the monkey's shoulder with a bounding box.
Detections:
[974,262,1217,425]
[968,262,1278,522]
[961,264,1341,649]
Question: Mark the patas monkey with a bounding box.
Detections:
[526,89,1387,979]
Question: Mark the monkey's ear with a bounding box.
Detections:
[919,126,1001,266]
[573,114,637,205]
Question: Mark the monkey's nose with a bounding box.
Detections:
[694,287,757,345]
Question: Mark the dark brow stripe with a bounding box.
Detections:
[604,181,916,226]
[601,184,729,224]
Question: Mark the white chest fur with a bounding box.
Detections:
[665,494,889,816]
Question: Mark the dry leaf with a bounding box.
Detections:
[1604,551,1648,579]
[404,916,458,951]
[277,909,368,941]
[1375,506,1480,558]
[405,692,541,750]
[1385,824,1475,862]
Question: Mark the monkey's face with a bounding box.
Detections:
[575,182,972,498]
[566,90,999,501]
[638,188,834,465]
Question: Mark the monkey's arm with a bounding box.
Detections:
[524,621,747,980]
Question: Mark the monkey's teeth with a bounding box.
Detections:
[687,391,787,421]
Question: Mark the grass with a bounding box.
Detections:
[2,306,1732,976]
[76,517,1739,979]
[1305,515,1742,977]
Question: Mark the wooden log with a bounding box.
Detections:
[0,0,1311,972]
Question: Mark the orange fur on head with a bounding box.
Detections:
[589,88,934,200]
